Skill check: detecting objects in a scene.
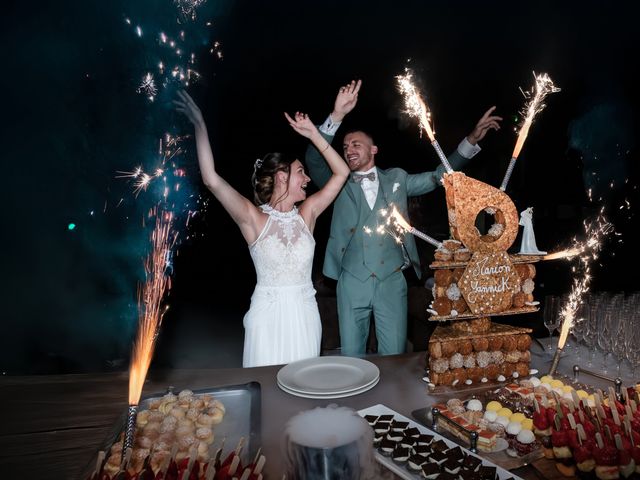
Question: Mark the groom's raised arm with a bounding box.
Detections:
[406,106,502,196]
[305,80,362,189]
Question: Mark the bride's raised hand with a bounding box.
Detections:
[284,111,318,139]
[174,90,205,128]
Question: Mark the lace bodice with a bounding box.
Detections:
[249,205,315,287]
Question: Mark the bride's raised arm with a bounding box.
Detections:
[174,91,264,243]
[284,111,349,231]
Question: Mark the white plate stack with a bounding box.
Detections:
[276,356,380,399]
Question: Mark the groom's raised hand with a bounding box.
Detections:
[331,79,362,123]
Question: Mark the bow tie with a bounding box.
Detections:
[352,172,376,183]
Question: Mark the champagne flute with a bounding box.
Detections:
[543,295,559,351]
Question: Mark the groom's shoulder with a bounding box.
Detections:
[379,166,408,178]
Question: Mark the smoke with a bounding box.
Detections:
[568,101,634,199]
[283,405,378,480]
[2,0,223,374]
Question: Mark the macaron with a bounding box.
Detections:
[510,412,526,424]
[467,399,483,412]
[497,408,513,419]
[484,410,498,422]
[576,390,589,399]
[521,418,533,430]
[496,416,510,428]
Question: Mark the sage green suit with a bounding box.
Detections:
[305,132,469,355]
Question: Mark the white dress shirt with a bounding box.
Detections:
[354,166,379,209]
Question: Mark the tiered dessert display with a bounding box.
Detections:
[426,172,542,387]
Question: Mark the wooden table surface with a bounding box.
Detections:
[1,351,561,480]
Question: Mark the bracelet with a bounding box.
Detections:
[320,142,331,154]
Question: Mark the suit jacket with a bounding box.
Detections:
[305,132,469,281]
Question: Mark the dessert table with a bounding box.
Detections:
[1,342,604,480]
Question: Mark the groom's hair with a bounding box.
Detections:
[343,129,375,144]
[252,152,295,206]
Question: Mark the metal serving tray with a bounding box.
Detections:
[80,382,261,479]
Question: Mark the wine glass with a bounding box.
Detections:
[543,295,559,351]
[597,305,614,374]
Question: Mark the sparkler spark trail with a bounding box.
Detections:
[396,70,453,173]
[549,210,614,375]
[548,212,613,376]
[500,72,560,191]
[116,0,215,454]
[555,212,613,350]
[389,206,443,248]
[128,209,176,407]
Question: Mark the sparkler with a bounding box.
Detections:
[124,208,176,454]
[548,211,614,376]
[396,70,453,173]
[389,206,443,248]
[118,1,216,456]
[500,72,560,191]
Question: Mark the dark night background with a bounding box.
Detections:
[2,1,638,375]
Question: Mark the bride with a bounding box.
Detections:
[175,91,350,367]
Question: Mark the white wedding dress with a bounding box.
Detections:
[242,204,322,368]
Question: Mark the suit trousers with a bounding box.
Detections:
[336,269,407,356]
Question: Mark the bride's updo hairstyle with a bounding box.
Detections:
[252,152,295,206]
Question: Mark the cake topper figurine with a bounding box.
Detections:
[518,207,546,255]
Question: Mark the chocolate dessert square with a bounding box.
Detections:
[391,420,409,431]
[391,446,411,463]
[462,454,482,471]
[459,470,482,480]
[373,421,391,433]
[412,444,431,456]
[416,433,434,445]
[399,435,417,448]
[446,446,464,462]
[378,438,396,456]
[430,439,449,452]
[421,463,441,479]
[438,473,459,480]
[407,454,427,471]
[442,458,462,474]
[479,465,497,480]
[379,414,394,422]
[428,450,448,465]
[364,414,379,425]
[404,426,420,438]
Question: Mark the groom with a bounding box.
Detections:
[305,80,502,356]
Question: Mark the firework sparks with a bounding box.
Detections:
[396,70,434,140]
[500,72,560,191]
[559,213,614,344]
[118,4,214,449]
[137,72,158,101]
[548,212,613,375]
[396,70,453,173]
[116,135,190,197]
[174,0,207,21]
[128,209,176,407]
[389,206,443,248]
